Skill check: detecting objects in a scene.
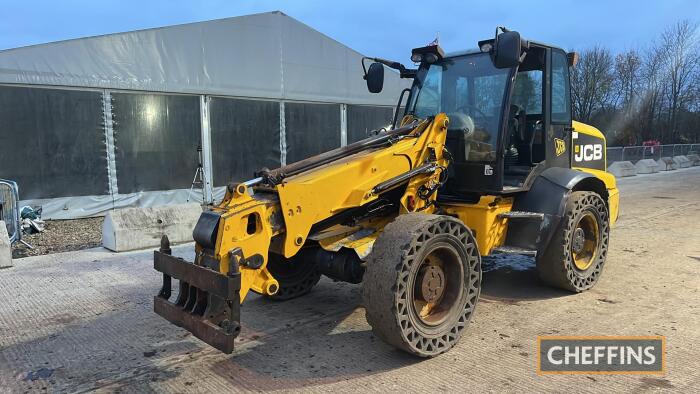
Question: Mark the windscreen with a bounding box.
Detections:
[408,53,511,161]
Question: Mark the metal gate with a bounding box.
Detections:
[0,179,21,244]
[606,143,700,165]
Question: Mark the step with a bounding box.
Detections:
[497,211,544,220]
[491,246,538,257]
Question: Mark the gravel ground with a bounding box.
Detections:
[11,217,104,259]
[1,168,698,392]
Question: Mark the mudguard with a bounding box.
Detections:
[505,167,606,256]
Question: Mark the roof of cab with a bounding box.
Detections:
[444,38,566,59]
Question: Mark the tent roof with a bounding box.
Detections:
[0,11,406,106]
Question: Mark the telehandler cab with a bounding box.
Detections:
[153,27,619,357]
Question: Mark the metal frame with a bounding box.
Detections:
[0,179,31,248]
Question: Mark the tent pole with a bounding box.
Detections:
[199,95,214,205]
[102,90,118,205]
[279,101,287,167]
[340,104,348,147]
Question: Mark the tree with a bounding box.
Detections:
[614,50,641,108]
[571,20,700,145]
[570,46,615,124]
[638,42,666,141]
[660,20,700,141]
[611,50,642,143]
[511,71,542,113]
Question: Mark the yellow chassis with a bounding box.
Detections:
[199,115,618,303]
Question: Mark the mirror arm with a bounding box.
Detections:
[370,57,414,75]
[371,57,405,72]
[518,51,528,63]
[496,26,510,35]
[361,57,371,79]
[363,56,415,79]
[519,38,530,63]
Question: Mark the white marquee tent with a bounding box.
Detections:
[0,11,408,218]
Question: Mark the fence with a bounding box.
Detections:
[606,144,700,165]
[0,179,20,244]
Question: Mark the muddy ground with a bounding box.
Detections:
[0,167,698,393]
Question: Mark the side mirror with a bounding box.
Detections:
[365,62,384,93]
[493,31,522,68]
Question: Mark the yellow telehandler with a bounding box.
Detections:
[153,27,619,357]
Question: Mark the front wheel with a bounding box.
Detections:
[264,252,321,301]
[537,191,610,292]
[362,214,481,357]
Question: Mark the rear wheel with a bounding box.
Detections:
[362,214,481,357]
[265,252,321,300]
[537,191,610,292]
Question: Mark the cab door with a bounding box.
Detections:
[545,49,573,169]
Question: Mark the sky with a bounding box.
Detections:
[1,0,699,61]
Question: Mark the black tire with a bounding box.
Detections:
[265,252,321,301]
[537,191,610,292]
[362,214,481,357]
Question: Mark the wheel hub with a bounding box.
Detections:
[571,212,600,271]
[572,227,586,253]
[417,264,445,303]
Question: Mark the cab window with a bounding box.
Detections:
[551,51,571,124]
[511,70,543,115]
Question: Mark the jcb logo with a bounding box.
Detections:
[554,138,566,156]
[574,144,603,162]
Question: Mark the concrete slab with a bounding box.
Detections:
[0,220,12,268]
[656,156,677,171]
[634,158,660,174]
[102,203,202,252]
[686,153,700,166]
[607,161,637,177]
[673,155,692,169]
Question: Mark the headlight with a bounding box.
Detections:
[411,53,423,63]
